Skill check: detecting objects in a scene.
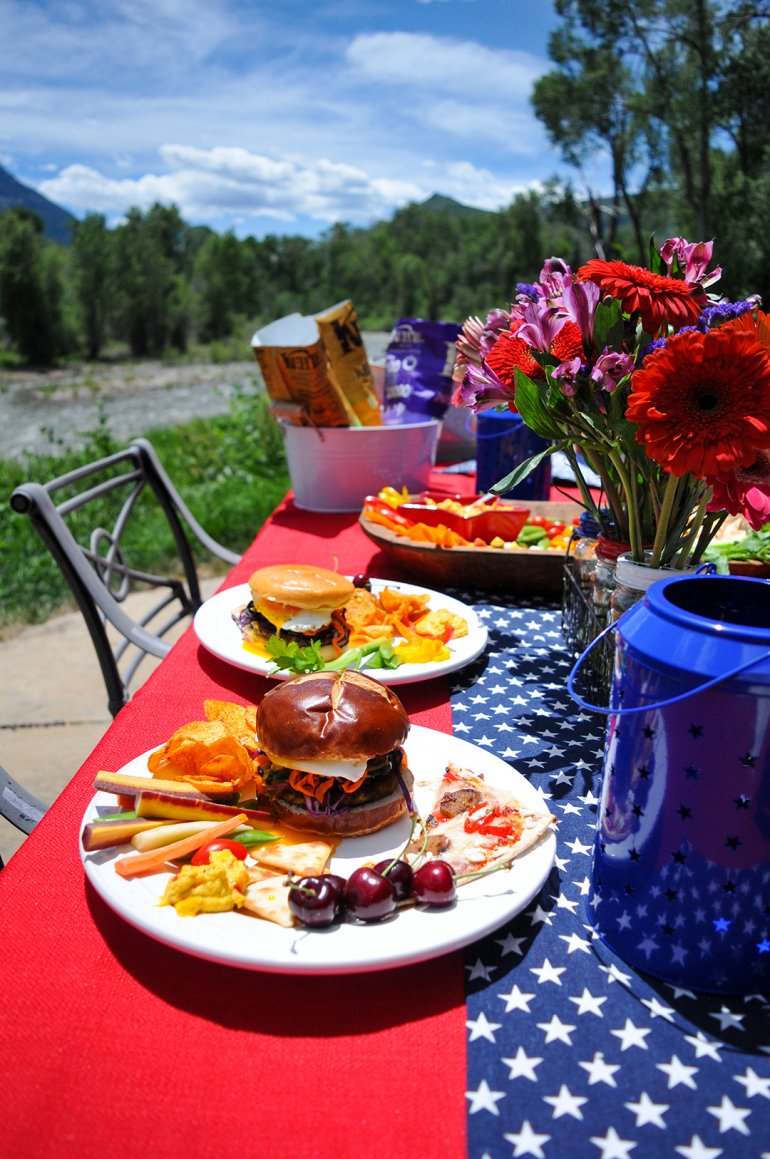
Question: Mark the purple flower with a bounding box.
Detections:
[485,307,512,336]
[538,257,572,301]
[660,236,722,287]
[453,360,514,412]
[696,296,762,332]
[589,348,635,393]
[515,300,569,352]
[562,276,600,346]
[515,282,539,301]
[552,356,582,397]
[638,336,671,362]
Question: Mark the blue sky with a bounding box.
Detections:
[0,0,576,238]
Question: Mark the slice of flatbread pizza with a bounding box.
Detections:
[408,762,555,876]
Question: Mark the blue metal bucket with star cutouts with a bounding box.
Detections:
[569,572,770,993]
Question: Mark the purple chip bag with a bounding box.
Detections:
[382,319,461,424]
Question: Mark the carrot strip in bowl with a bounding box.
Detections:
[113,813,248,879]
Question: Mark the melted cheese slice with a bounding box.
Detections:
[288,756,368,782]
[257,598,331,634]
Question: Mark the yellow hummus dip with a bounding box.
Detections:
[161,849,250,917]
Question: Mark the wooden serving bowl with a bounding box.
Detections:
[359,499,580,595]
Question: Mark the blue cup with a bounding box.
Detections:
[475,410,552,498]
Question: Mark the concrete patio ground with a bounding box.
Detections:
[0,577,222,866]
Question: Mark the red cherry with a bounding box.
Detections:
[344,866,396,922]
[412,860,456,906]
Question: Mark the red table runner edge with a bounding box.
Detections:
[0,492,468,1159]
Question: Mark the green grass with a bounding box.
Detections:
[0,383,290,634]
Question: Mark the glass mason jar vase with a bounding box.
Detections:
[592,537,631,628]
[609,553,698,621]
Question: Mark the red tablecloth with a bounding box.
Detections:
[0,496,468,1159]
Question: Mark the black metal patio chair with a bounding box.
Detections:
[10,437,241,717]
[0,766,46,869]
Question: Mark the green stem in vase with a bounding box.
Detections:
[651,472,681,568]
[672,496,707,568]
[690,507,728,564]
[606,446,642,559]
[563,446,603,523]
[583,446,628,540]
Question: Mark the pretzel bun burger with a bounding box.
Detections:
[234,564,354,657]
[256,670,413,837]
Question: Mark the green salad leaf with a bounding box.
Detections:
[703,525,770,573]
[265,635,327,673]
[264,634,401,675]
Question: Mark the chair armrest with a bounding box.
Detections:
[131,439,242,566]
[0,767,46,836]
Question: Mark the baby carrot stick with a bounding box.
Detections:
[114,813,248,878]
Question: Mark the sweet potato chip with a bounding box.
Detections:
[147,720,255,789]
[414,608,469,640]
[204,700,258,754]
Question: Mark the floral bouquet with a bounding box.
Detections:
[453,239,770,569]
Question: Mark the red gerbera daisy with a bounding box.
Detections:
[722,308,770,348]
[486,328,543,386]
[626,328,770,478]
[577,258,706,335]
[486,320,584,387]
[551,320,584,363]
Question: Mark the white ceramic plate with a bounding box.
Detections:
[193,578,488,685]
[81,727,555,975]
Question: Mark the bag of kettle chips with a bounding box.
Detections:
[382,319,461,424]
[314,299,381,427]
[251,313,356,428]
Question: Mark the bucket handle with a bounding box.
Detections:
[567,616,770,716]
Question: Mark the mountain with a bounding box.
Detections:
[420,193,491,220]
[0,165,78,244]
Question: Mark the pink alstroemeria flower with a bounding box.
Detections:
[660,237,722,289]
[539,257,572,300]
[562,276,600,347]
[590,349,635,393]
[514,300,569,353]
[452,359,515,412]
[454,308,513,382]
[706,451,770,530]
[552,356,582,397]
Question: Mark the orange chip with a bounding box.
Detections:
[147,720,255,789]
[204,699,258,754]
[342,588,382,631]
[415,608,469,640]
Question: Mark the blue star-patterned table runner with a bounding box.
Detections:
[450,592,770,1159]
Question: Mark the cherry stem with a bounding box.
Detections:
[380,811,424,876]
[456,861,512,885]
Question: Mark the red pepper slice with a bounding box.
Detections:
[363,497,416,528]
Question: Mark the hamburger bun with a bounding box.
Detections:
[256,670,412,838]
[257,669,409,764]
[249,564,354,612]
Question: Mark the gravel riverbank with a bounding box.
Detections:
[0,333,391,460]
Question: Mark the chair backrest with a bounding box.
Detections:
[0,765,46,868]
[10,438,241,717]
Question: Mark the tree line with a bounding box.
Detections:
[1,0,768,367]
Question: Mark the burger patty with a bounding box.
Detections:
[241,602,347,649]
[262,749,405,811]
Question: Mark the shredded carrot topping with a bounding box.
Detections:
[287,768,368,803]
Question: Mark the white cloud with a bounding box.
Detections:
[4,1,568,235]
[345,31,542,99]
[38,146,429,229]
